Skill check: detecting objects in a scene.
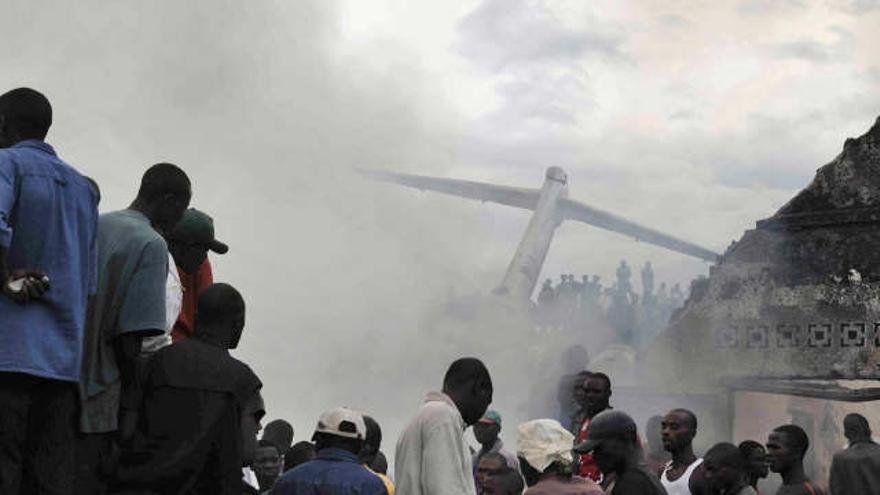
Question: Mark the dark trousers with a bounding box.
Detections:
[0,372,77,495]
[75,432,116,495]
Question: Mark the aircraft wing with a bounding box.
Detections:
[359,169,540,211]
[559,198,719,262]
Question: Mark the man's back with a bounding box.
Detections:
[273,448,387,495]
[0,140,97,381]
[829,442,880,495]
[395,392,475,495]
[612,466,668,495]
[526,475,605,495]
[80,209,168,432]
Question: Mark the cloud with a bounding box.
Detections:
[456,0,628,71]
[737,0,807,15]
[828,0,880,14]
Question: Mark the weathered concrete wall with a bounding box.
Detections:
[646,116,880,385]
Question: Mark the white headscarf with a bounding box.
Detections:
[517,419,575,473]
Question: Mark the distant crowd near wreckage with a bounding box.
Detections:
[5,85,880,495]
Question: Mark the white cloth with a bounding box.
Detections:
[516,419,575,473]
[242,466,260,490]
[395,391,476,495]
[141,253,182,355]
[661,458,703,495]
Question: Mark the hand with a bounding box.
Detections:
[2,269,50,304]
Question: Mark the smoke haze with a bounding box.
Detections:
[2,0,878,457]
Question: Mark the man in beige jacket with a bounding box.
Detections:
[395,358,494,495]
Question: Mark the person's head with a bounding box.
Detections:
[571,370,591,408]
[241,392,266,466]
[369,451,388,475]
[285,441,316,471]
[476,452,509,491]
[703,442,747,492]
[311,407,366,456]
[262,419,294,455]
[517,419,576,485]
[252,439,283,489]
[442,357,493,426]
[574,410,639,475]
[767,425,809,474]
[580,372,612,417]
[661,408,697,454]
[360,415,383,465]
[166,208,229,273]
[645,415,664,454]
[738,440,769,482]
[132,163,192,233]
[196,283,246,349]
[474,410,502,448]
[843,413,872,443]
[0,88,52,148]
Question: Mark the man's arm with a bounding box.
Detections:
[421,420,474,495]
[116,332,147,443]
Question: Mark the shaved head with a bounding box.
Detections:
[0,87,52,144]
[197,283,246,348]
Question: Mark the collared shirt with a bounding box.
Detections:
[273,448,388,495]
[80,209,167,433]
[395,391,476,495]
[0,140,98,382]
[141,252,182,355]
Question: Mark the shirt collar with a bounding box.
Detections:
[425,391,466,431]
[11,139,56,156]
[316,447,360,463]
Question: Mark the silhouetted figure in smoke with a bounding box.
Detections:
[396,357,493,495]
[572,372,613,482]
[113,283,264,494]
[574,410,666,494]
[645,416,671,476]
[766,425,825,495]
[829,413,880,495]
[361,415,395,495]
[641,262,655,302]
[538,279,555,307]
[518,419,603,495]
[608,286,636,345]
[660,409,706,495]
[703,442,755,495]
[557,346,590,429]
[616,260,633,296]
[738,441,768,494]
[671,283,685,308]
[0,87,98,495]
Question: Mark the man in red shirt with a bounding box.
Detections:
[572,372,612,482]
[165,208,228,341]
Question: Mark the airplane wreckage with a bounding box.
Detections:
[365,116,880,485]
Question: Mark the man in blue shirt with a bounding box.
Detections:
[0,87,99,494]
[273,407,389,495]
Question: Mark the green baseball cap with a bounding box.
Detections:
[168,208,229,254]
[479,410,502,426]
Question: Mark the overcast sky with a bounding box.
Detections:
[2,0,878,446]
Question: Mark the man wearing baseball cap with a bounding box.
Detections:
[273,407,388,495]
[574,410,667,495]
[473,409,520,484]
[165,208,228,342]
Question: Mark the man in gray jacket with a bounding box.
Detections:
[395,357,493,495]
[829,413,880,495]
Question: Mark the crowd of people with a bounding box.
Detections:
[535,261,688,348]
[2,86,879,495]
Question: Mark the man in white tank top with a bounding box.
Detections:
[660,409,708,495]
